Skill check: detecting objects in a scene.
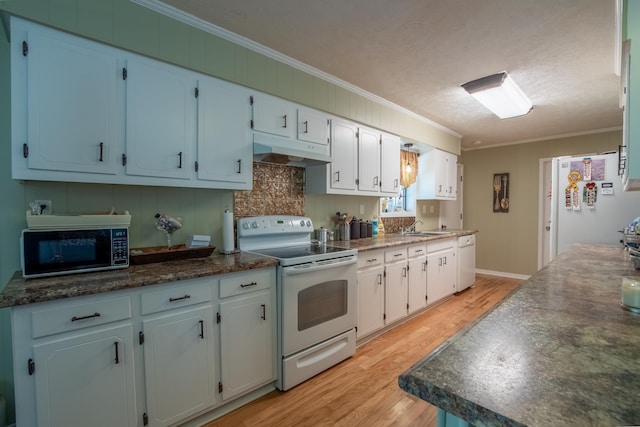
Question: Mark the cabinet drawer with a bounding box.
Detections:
[31,295,131,338]
[408,244,427,258]
[357,249,384,269]
[427,238,455,253]
[141,278,212,315]
[385,247,407,263]
[219,268,274,299]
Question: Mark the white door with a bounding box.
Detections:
[25,29,120,175]
[358,127,381,193]
[143,306,216,427]
[440,164,464,229]
[197,78,252,185]
[220,290,275,401]
[407,256,427,314]
[385,261,408,324]
[125,57,196,179]
[356,265,385,339]
[538,158,553,269]
[330,119,358,191]
[33,325,136,427]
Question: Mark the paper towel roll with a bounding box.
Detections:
[222,209,235,254]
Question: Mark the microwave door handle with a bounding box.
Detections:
[282,256,357,276]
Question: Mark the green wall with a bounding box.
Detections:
[460,130,622,276]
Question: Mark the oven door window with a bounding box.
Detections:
[298,279,348,331]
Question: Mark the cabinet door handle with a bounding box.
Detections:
[303,120,309,133]
[402,267,407,277]
[373,176,379,186]
[282,114,288,128]
[198,320,204,339]
[178,151,183,169]
[443,256,447,265]
[377,273,382,285]
[169,294,191,302]
[114,341,120,364]
[237,159,242,174]
[334,171,340,183]
[438,257,443,267]
[260,304,266,320]
[99,142,104,162]
[394,178,399,189]
[71,312,100,322]
[240,281,258,288]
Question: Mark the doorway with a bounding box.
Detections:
[440,164,463,229]
[538,158,553,269]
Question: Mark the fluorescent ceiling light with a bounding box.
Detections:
[461,72,532,119]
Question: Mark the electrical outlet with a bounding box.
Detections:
[422,205,426,214]
[429,205,434,214]
[35,200,52,215]
[359,204,364,215]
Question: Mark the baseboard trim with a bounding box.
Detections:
[476,269,530,280]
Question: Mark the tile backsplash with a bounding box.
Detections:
[234,163,305,218]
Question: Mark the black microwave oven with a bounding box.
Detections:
[21,227,129,279]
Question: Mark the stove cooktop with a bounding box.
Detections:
[251,244,352,260]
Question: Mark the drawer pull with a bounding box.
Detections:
[71,312,101,322]
[114,341,120,364]
[199,320,204,339]
[169,294,191,302]
[261,304,266,320]
[240,282,258,288]
[394,253,403,258]
[367,258,378,263]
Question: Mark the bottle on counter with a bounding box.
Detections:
[372,216,379,236]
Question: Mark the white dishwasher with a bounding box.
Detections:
[457,234,476,292]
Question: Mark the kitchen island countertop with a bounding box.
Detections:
[398,243,640,426]
[328,229,476,251]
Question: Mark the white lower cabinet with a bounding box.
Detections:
[11,268,276,427]
[142,305,216,427]
[356,250,385,339]
[426,239,457,304]
[384,247,409,324]
[407,244,428,314]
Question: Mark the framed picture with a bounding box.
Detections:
[493,173,509,213]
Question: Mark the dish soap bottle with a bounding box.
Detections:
[372,216,379,236]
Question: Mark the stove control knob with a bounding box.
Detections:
[242,222,250,230]
[299,220,305,227]
[306,220,311,227]
[251,221,259,229]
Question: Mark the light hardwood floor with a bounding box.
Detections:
[203,274,523,427]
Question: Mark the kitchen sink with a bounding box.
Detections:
[403,231,452,236]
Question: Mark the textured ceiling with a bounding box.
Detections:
[158,0,622,150]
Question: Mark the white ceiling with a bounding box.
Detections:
[157,0,623,150]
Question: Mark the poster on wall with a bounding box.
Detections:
[493,173,509,213]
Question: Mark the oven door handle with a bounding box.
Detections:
[282,256,357,275]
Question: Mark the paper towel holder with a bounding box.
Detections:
[222,207,239,255]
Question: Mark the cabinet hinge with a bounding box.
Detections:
[218,382,223,393]
[22,143,29,158]
[407,303,409,310]
[383,270,386,278]
[139,331,144,345]
[195,87,199,98]
[27,358,35,375]
[195,161,199,172]
[217,312,221,324]
[355,178,359,185]
[22,41,28,56]
[122,67,127,80]
[383,313,386,320]
[121,153,127,166]
[250,119,254,129]
[143,412,148,426]
[249,95,254,105]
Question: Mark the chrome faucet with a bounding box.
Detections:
[402,219,423,234]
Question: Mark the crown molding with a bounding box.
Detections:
[130,0,461,139]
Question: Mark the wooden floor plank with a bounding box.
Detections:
[201,274,522,427]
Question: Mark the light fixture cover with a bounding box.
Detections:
[461,72,532,119]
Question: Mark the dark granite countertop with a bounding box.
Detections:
[0,251,278,308]
[398,244,640,426]
[328,229,477,252]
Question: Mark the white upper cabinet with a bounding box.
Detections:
[297,107,330,146]
[417,149,458,200]
[124,57,197,180]
[329,118,359,191]
[251,93,296,139]
[10,17,252,190]
[358,127,381,193]
[380,133,401,195]
[197,78,252,187]
[14,20,122,176]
